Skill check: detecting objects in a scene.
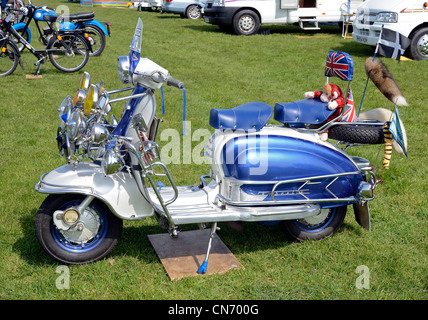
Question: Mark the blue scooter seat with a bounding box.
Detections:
[274,98,336,127]
[210,101,273,131]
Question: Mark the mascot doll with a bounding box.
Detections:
[303,82,345,140]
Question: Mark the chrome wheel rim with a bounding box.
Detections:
[239,15,255,33]
[416,34,428,58]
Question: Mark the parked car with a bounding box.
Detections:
[161,0,207,19]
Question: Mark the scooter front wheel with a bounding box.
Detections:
[35,194,123,264]
[280,206,347,242]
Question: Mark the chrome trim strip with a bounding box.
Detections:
[215,193,356,207]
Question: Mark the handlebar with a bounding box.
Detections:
[166,76,184,89]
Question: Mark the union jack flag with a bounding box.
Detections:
[342,88,356,122]
[325,51,354,81]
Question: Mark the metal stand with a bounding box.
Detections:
[197,222,218,274]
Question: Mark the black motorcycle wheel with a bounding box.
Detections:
[35,194,123,264]
[48,33,90,73]
[280,206,347,241]
[0,40,19,77]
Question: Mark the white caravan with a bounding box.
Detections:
[133,0,163,10]
[203,0,363,35]
[352,0,428,60]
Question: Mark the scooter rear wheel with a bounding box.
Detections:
[35,194,123,264]
[280,206,347,241]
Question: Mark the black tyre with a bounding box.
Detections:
[0,40,19,77]
[280,206,347,241]
[48,33,90,73]
[409,27,428,60]
[35,194,123,264]
[328,123,384,144]
[186,5,202,19]
[84,25,106,56]
[233,10,260,35]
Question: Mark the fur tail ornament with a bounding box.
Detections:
[364,58,408,106]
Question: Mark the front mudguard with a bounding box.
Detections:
[12,23,32,43]
[35,162,154,220]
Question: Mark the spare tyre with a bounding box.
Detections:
[328,122,385,145]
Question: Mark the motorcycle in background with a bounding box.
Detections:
[0,1,91,76]
[11,0,109,56]
[35,18,387,273]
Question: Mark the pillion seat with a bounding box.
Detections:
[274,51,356,128]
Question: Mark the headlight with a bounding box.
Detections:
[84,84,99,116]
[79,71,91,91]
[102,149,124,175]
[97,93,111,114]
[66,109,85,141]
[376,12,398,23]
[97,79,105,94]
[91,123,108,143]
[73,89,86,106]
[117,56,131,84]
[58,96,72,125]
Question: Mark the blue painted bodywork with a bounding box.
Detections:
[59,21,77,31]
[33,8,56,21]
[12,23,32,43]
[222,135,361,207]
[81,20,109,35]
[60,20,109,36]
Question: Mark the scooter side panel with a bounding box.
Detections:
[222,135,359,180]
[221,134,362,205]
[35,162,154,220]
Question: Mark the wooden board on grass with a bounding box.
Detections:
[148,229,244,280]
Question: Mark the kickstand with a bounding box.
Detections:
[34,56,45,76]
[35,62,43,76]
[197,222,218,274]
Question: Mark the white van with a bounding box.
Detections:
[203,0,363,35]
[352,0,428,60]
[133,0,163,10]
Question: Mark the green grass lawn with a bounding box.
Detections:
[0,0,426,300]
